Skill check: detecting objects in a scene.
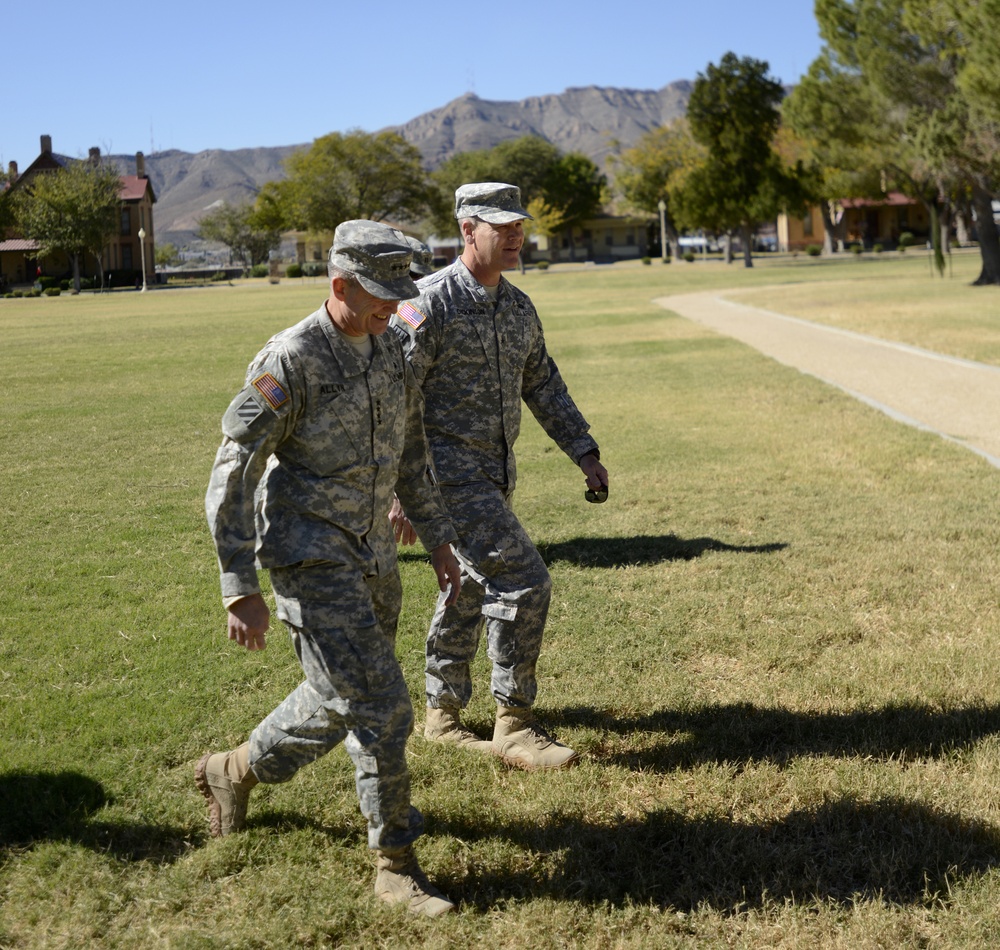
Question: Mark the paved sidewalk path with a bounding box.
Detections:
[656,290,1000,469]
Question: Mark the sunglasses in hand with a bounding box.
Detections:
[585,483,609,504]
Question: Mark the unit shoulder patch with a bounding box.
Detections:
[234,395,264,426]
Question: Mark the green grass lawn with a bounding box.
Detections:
[2,255,1000,948]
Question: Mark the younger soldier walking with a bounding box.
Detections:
[390,183,609,771]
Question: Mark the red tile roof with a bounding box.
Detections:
[0,238,40,252]
[840,192,916,209]
[119,175,155,202]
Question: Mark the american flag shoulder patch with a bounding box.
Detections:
[396,301,426,330]
[252,372,289,409]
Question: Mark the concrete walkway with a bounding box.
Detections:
[656,290,1000,469]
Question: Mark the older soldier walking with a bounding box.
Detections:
[196,220,461,918]
[389,183,609,771]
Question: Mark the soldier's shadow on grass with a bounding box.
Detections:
[536,534,788,568]
[550,701,1000,772]
[398,533,788,568]
[437,796,1000,912]
[0,771,189,863]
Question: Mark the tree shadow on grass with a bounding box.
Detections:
[400,533,788,568]
[549,701,1000,772]
[435,796,1000,912]
[0,771,189,864]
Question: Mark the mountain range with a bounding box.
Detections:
[115,82,694,245]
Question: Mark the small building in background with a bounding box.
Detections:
[778,193,929,252]
[1,135,156,288]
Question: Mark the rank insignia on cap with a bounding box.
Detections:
[252,372,289,409]
[396,301,426,330]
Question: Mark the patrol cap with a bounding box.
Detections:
[454,182,533,224]
[405,236,435,276]
[328,220,419,300]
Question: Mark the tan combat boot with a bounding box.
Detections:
[493,706,579,771]
[194,742,259,837]
[374,845,456,917]
[424,705,493,753]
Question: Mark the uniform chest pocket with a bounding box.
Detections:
[496,311,532,375]
[373,374,406,449]
[290,389,367,476]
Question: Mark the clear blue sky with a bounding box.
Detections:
[3,1,823,168]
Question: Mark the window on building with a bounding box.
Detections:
[605,231,614,246]
[122,245,133,270]
[120,207,131,236]
[626,232,634,245]
[802,214,813,237]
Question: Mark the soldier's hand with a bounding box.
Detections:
[389,495,418,545]
[227,593,269,651]
[430,543,461,606]
[580,453,609,503]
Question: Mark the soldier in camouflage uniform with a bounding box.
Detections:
[195,220,460,918]
[405,235,435,281]
[389,183,610,771]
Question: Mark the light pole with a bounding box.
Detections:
[138,227,147,292]
[657,199,667,262]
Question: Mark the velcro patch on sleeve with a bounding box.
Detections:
[234,395,264,426]
[252,372,289,409]
[396,301,426,330]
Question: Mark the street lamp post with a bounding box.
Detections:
[657,199,667,262]
[138,227,147,292]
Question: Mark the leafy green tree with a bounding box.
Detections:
[13,159,122,292]
[523,195,565,248]
[781,51,888,253]
[430,136,562,237]
[278,130,433,234]
[508,195,563,272]
[815,0,955,272]
[905,0,1000,283]
[197,201,281,272]
[542,153,606,261]
[252,181,291,233]
[155,242,182,269]
[0,168,16,235]
[682,52,789,267]
[810,0,1000,283]
[612,120,703,261]
[431,137,605,261]
[491,137,563,207]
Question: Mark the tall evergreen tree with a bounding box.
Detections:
[682,52,789,267]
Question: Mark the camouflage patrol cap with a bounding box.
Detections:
[405,236,434,276]
[454,182,533,224]
[329,219,419,300]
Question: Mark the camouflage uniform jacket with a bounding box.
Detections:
[390,258,598,489]
[207,304,457,602]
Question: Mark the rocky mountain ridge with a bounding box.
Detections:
[123,82,694,244]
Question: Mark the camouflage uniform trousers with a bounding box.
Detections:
[426,481,551,710]
[248,561,423,851]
